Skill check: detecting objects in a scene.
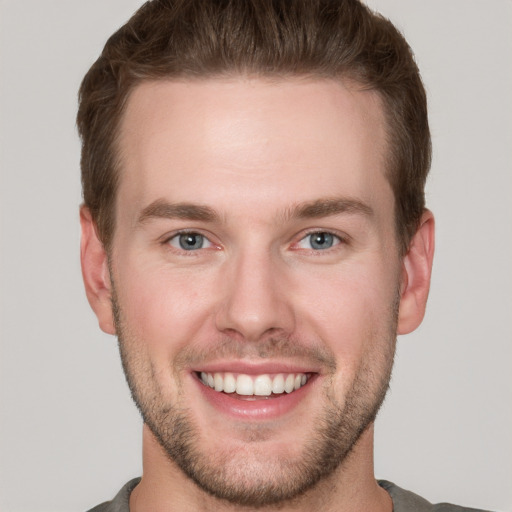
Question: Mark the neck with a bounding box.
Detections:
[130,424,392,512]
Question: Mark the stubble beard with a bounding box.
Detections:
[112,291,398,508]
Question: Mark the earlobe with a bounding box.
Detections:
[397,210,435,335]
[80,206,116,335]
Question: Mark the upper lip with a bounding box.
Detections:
[191,359,321,375]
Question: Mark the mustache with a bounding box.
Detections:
[110,278,336,372]
[173,335,337,372]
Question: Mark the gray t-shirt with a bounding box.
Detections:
[87,478,492,512]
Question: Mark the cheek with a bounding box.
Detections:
[293,262,398,369]
[114,256,219,357]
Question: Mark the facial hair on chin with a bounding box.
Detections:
[111,284,398,508]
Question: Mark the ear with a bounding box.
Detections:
[397,210,435,335]
[80,206,116,335]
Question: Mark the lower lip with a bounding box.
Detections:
[194,374,317,420]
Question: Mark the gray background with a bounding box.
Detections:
[1,1,511,511]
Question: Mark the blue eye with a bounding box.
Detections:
[168,232,212,251]
[297,232,340,250]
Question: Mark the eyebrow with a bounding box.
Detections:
[137,196,373,226]
[137,199,219,224]
[286,197,374,221]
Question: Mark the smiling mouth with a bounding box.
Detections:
[197,371,311,398]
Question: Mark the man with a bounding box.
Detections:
[77,1,489,511]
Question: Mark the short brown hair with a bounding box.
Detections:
[77,0,431,254]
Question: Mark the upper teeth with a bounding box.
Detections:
[200,372,308,396]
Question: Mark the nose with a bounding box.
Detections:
[215,249,295,342]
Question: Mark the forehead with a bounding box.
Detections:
[116,77,390,221]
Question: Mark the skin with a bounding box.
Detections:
[81,77,434,512]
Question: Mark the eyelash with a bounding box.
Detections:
[290,229,348,255]
[161,230,217,254]
[161,229,347,255]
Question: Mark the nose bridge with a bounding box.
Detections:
[215,242,294,341]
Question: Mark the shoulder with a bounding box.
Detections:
[86,478,141,512]
[378,480,493,512]
[433,506,493,512]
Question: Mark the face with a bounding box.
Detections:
[96,78,406,505]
